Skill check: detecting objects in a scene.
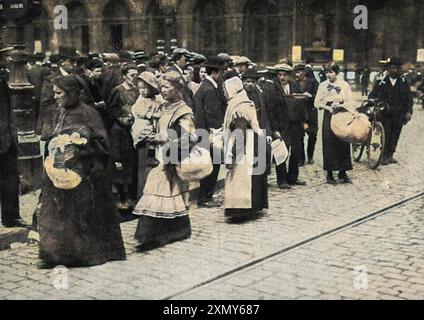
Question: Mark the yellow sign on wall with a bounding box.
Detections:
[333,49,344,62]
[34,40,43,53]
[292,46,302,63]
[417,49,424,62]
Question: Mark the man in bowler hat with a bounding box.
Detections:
[194,56,227,207]
[371,57,413,165]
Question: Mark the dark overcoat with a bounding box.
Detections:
[39,101,126,267]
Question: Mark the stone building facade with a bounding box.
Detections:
[22,0,424,66]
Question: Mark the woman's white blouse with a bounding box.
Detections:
[314,78,355,111]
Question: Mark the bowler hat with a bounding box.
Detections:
[119,51,133,62]
[387,57,402,66]
[58,45,77,60]
[204,56,227,70]
[49,53,61,64]
[34,52,46,61]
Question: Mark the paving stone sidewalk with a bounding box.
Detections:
[0,95,423,300]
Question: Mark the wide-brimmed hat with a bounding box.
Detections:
[204,56,227,70]
[273,63,293,73]
[138,71,159,92]
[241,68,260,80]
[58,45,77,60]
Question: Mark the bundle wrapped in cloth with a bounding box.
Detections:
[330,107,371,144]
[176,144,213,182]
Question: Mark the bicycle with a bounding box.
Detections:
[352,99,386,169]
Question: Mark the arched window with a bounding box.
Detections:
[146,0,177,53]
[243,0,281,63]
[103,0,132,51]
[67,1,90,53]
[193,0,227,55]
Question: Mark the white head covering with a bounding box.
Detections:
[224,77,244,100]
[223,77,262,136]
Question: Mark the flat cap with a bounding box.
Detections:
[273,63,293,72]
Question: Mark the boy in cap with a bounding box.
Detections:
[270,63,307,188]
[170,48,194,109]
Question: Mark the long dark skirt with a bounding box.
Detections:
[322,110,353,172]
[134,215,191,250]
[39,170,126,267]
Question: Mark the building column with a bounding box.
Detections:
[176,15,192,49]
[226,13,243,55]
[331,0,341,49]
[88,18,103,53]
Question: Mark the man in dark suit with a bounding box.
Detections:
[372,57,413,165]
[28,53,50,126]
[170,48,194,109]
[270,63,308,189]
[295,64,319,165]
[0,49,26,228]
[194,56,227,207]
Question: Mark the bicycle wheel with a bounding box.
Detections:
[367,121,385,169]
[352,142,365,162]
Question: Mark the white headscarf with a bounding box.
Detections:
[223,77,262,135]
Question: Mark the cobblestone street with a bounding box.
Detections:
[0,94,423,300]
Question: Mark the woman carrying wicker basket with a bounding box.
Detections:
[133,71,200,251]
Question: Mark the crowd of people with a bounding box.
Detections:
[0,44,414,269]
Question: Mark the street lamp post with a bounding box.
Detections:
[0,0,43,193]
